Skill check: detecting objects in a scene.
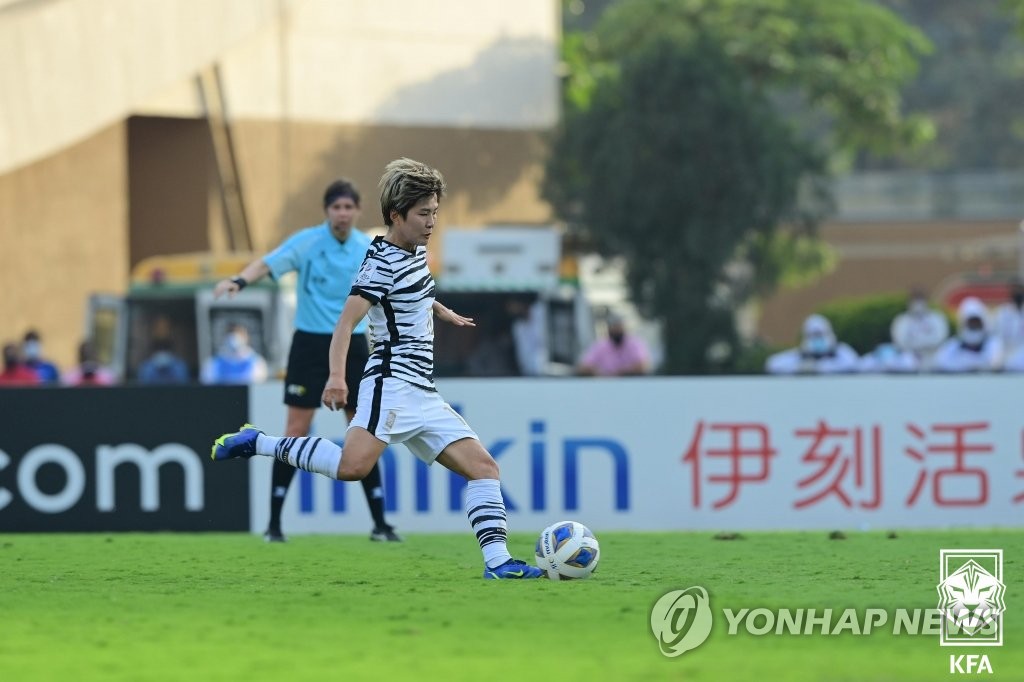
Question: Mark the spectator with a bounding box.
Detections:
[932,297,1002,373]
[576,313,651,376]
[890,286,949,371]
[765,314,859,375]
[507,296,547,376]
[21,329,60,383]
[200,323,268,385]
[137,337,190,385]
[63,340,117,386]
[0,342,41,386]
[993,279,1024,357]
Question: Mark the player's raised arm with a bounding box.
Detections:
[433,300,475,327]
[323,295,372,410]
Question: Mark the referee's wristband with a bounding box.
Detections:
[230,276,248,290]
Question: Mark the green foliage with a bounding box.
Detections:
[565,0,934,156]
[817,291,909,354]
[550,36,824,374]
[548,0,931,374]
[861,0,1024,170]
[739,230,839,294]
[732,339,787,375]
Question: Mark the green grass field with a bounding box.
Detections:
[1,530,1021,681]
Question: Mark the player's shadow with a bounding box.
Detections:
[275,36,556,230]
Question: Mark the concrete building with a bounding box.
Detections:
[1,0,560,368]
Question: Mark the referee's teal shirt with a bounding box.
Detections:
[264,222,372,335]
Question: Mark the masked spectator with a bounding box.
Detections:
[201,323,268,385]
[932,297,1001,372]
[765,314,859,375]
[576,313,651,376]
[21,329,60,383]
[890,287,949,371]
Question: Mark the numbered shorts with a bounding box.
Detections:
[348,376,478,464]
[284,331,369,409]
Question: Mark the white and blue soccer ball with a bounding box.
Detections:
[535,520,600,580]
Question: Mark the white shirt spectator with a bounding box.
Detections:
[890,296,948,371]
[765,314,859,375]
[993,286,1024,355]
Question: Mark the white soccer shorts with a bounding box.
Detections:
[348,376,478,464]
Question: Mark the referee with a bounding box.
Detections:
[213,179,400,542]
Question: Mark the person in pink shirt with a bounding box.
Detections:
[577,313,651,376]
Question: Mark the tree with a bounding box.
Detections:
[547,0,931,373]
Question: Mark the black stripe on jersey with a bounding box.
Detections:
[381,343,393,378]
[367,376,385,433]
[353,289,380,304]
[391,273,434,296]
[380,297,400,344]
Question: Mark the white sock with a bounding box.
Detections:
[255,434,280,456]
[465,479,512,568]
[256,435,341,480]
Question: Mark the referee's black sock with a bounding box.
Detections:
[361,462,389,529]
[269,458,298,532]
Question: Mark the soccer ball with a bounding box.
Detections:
[534,520,600,580]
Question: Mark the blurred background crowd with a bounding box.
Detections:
[5,0,1024,384]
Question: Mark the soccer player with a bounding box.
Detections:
[213,158,543,579]
[213,179,399,543]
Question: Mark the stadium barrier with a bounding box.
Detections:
[3,378,1019,533]
[0,386,250,531]
[247,376,1024,534]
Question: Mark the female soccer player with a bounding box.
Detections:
[213,158,543,579]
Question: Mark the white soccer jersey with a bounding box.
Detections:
[350,236,437,391]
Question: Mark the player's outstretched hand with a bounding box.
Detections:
[436,305,475,327]
[213,279,241,300]
[322,376,348,411]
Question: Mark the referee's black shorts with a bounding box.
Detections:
[283,330,369,410]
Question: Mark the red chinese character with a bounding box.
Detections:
[793,421,882,510]
[682,421,777,509]
[904,422,992,507]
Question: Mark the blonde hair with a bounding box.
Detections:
[378,158,447,227]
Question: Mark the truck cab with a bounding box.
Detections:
[87,252,295,383]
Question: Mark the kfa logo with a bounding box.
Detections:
[938,549,1004,676]
[937,549,1005,646]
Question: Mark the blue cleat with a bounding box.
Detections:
[211,424,262,461]
[483,558,545,580]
